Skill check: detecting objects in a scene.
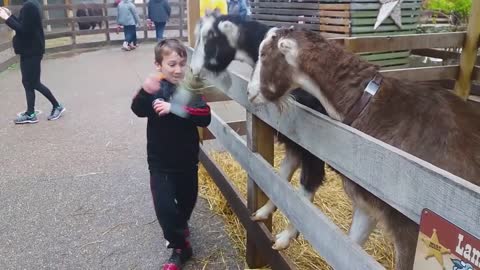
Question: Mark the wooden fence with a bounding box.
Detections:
[189,2,480,269]
[250,0,422,69]
[191,30,480,269]
[250,0,421,37]
[0,0,187,72]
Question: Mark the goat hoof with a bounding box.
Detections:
[272,238,290,250]
[272,229,299,250]
[252,206,273,221]
[251,211,269,221]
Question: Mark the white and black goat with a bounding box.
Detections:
[190,14,328,250]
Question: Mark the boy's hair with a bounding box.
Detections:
[154,39,187,64]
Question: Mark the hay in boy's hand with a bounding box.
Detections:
[179,68,213,93]
[167,68,214,119]
[169,88,206,119]
[152,68,214,119]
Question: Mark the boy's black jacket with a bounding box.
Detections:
[131,79,211,172]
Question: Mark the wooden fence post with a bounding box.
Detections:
[65,0,76,46]
[179,0,184,39]
[142,0,148,40]
[454,1,480,99]
[246,113,274,268]
[186,0,203,142]
[103,0,110,43]
[43,0,51,32]
[187,0,199,47]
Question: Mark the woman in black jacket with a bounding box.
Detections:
[0,2,65,124]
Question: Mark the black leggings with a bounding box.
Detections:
[150,167,198,249]
[20,55,59,115]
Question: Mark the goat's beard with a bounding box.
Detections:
[204,63,230,75]
[275,92,296,113]
[267,92,296,141]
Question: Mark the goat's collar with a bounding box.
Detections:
[342,73,383,125]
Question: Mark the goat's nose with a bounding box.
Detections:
[248,92,258,103]
[190,64,201,76]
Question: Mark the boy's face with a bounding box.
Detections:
[156,51,187,85]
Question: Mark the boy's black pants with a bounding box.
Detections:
[150,167,198,249]
[20,55,59,115]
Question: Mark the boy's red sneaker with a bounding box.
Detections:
[161,245,193,270]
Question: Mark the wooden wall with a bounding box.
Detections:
[250,0,422,68]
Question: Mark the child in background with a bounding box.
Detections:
[147,0,171,41]
[117,0,140,51]
[131,39,211,270]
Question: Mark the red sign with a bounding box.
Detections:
[413,209,480,270]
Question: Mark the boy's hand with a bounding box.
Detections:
[146,19,154,29]
[0,7,11,20]
[142,74,161,94]
[153,100,171,116]
[1,7,11,16]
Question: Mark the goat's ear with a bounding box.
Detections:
[204,9,211,17]
[278,38,298,66]
[212,8,221,17]
[218,21,235,35]
[205,8,215,17]
[278,38,296,55]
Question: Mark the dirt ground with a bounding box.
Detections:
[0,44,243,270]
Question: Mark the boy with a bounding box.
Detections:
[131,39,211,270]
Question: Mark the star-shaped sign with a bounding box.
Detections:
[421,228,451,269]
[374,0,404,30]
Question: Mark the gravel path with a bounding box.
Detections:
[0,44,243,270]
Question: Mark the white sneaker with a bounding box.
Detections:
[122,42,131,51]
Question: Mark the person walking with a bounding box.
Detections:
[0,3,65,124]
[227,0,248,20]
[147,0,171,41]
[117,0,141,51]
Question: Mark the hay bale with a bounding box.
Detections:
[198,144,395,269]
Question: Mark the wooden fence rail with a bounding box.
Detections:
[191,45,480,269]
[198,56,480,236]
[337,31,466,53]
[199,148,295,270]
[0,1,187,73]
[186,6,480,265]
[205,110,385,270]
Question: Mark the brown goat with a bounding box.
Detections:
[76,4,103,30]
[247,27,480,270]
